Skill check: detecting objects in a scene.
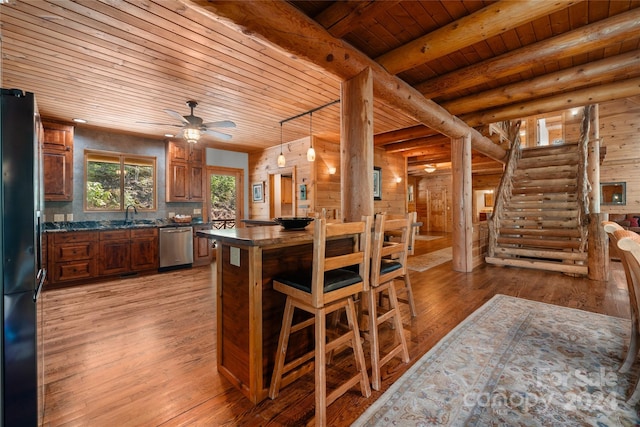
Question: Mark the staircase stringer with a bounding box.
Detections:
[487,121,521,257]
[576,105,593,253]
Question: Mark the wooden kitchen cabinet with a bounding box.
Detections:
[192,224,214,266]
[99,228,158,275]
[98,229,131,276]
[130,228,159,270]
[49,231,98,283]
[42,121,74,201]
[166,140,205,202]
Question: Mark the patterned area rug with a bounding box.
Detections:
[353,295,640,426]
[406,247,452,272]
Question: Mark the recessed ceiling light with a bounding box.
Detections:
[72,118,87,123]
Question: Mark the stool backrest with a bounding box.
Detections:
[371,213,411,287]
[603,221,631,284]
[614,229,640,308]
[310,216,372,307]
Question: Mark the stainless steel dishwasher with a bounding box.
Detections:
[159,226,194,269]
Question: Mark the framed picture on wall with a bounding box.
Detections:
[373,167,382,200]
[252,182,264,202]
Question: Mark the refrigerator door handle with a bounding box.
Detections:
[34,268,47,302]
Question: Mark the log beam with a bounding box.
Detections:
[451,134,474,272]
[194,0,507,163]
[341,68,374,222]
[384,134,449,153]
[462,77,640,127]
[416,8,640,98]
[443,50,640,116]
[376,0,574,75]
[374,124,437,146]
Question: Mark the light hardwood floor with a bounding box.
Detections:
[42,234,631,426]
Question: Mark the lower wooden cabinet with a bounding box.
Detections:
[192,224,214,267]
[48,227,159,285]
[49,231,98,283]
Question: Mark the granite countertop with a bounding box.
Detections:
[44,218,209,233]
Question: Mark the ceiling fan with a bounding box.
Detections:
[146,100,236,143]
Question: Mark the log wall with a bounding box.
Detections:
[248,138,406,220]
[598,96,640,215]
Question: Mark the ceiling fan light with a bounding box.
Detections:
[183,127,201,144]
[424,164,436,173]
[277,153,286,168]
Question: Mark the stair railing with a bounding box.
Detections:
[576,106,593,253]
[488,121,522,257]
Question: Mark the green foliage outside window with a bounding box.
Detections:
[210,175,236,219]
[85,150,156,211]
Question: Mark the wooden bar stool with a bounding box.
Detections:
[613,229,640,403]
[366,213,411,391]
[268,216,372,426]
[382,212,417,317]
[603,221,640,373]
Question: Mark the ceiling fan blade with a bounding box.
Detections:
[204,129,233,141]
[164,109,189,124]
[202,120,236,128]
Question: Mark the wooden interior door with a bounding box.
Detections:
[429,188,448,232]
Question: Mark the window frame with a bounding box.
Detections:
[84,149,157,212]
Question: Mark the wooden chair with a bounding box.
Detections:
[383,212,417,317]
[613,229,640,403]
[366,213,411,391]
[268,216,372,425]
[603,221,640,373]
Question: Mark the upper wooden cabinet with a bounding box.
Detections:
[42,121,74,201]
[166,140,205,202]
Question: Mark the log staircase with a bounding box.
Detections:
[485,141,589,275]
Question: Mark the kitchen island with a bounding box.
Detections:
[197,225,356,404]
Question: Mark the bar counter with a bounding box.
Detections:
[197,225,355,404]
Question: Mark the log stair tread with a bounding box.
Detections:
[486,143,587,276]
[485,256,587,275]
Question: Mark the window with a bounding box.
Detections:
[85,150,156,211]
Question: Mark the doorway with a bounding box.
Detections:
[269,166,297,218]
[207,166,244,228]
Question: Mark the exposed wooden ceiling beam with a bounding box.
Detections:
[376,0,575,75]
[374,124,437,146]
[315,1,400,39]
[194,0,508,163]
[462,77,640,127]
[443,49,640,116]
[384,134,449,153]
[416,7,640,98]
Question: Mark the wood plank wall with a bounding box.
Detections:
[598,97,640,215]
[248,138,406,220]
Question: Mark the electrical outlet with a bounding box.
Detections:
[66,213,74,222]
[53,214,64,222]
[193,208,201,215]
[168,212,175,218]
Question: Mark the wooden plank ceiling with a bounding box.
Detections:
[2,0,639,176]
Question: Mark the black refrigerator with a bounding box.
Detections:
[1,89,47,426]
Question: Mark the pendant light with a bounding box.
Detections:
[277,122,286,168]
[307,112,316,162]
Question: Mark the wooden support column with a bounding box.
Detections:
[451,133,473,272]
[341,67,374,222]
[587,104,608,281]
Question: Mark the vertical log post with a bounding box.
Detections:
[587,104,608,281]
[451,133,473,272]
[341,68,374,222]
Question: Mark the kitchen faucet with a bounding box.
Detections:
[125,204,138,223]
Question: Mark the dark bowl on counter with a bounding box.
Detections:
[273,217,314,230]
